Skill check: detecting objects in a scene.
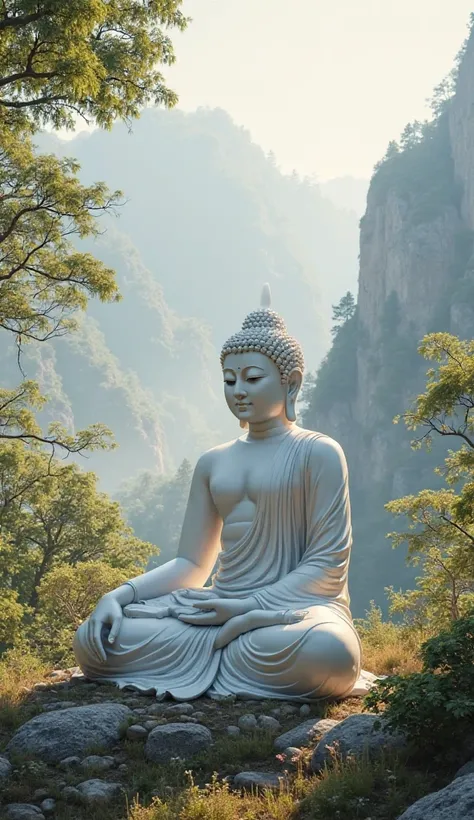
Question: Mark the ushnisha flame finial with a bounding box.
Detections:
[220,285,304,383]
[261,283,272,309]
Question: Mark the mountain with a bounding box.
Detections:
[7,107,359,491]
[304,21,474,615]
[320,177,369,219]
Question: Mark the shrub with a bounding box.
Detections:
[365,611,474,763]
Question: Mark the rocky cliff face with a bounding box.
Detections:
[305,24,474,613]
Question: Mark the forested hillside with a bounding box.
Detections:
[304,18,474,614]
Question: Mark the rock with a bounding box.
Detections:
[6,702,131,764]
[118,763,128,773]
[193,711,206,721]
[274,718,339,752]
[238,714,258,732]
[39,800,55,816]
[126,724,148,740]
[0,754,12,782]
[454,759,474,779]
[147,703,165,716]
[280,704,298,716]
[164,702,194,716]
[33,683,48,692]
[258,715,281,732]
[5,806,45,820]
[226,726,241,737]
[133,708,147,715]
[76,779,122,804]
[61,786,81,803]
[144,720,160,731]
[145,723,213,763]
[283,746,303,761]
[310,714,406,772]
[398,773,474,819]
[42,700,77,711]
[59,755,81,769]
[179,714,197,723]
[81,755,115,771]
[300,704,311,717]
[233,771,286,791]
[32,790,49,802]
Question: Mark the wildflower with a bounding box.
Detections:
[275,753,286,762]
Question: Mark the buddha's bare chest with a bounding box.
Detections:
[209,444,280,520]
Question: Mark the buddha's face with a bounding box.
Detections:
[223,351,299,425]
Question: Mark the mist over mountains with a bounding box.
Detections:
[10,106,360,490]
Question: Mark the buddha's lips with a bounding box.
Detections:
[236,403,251,409]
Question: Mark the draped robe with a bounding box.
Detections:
[74,430,364,700]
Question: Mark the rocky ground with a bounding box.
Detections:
[0,668,473,820]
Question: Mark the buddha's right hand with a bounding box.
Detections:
[83,593,124,664]
[214,608,309,650]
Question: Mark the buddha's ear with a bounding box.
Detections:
[285,369,302,422]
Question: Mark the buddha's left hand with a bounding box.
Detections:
[176,595,258,625]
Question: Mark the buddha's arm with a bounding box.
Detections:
[113,453,223,606]
[252,436,352,610]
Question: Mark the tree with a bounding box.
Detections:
[330,291,355,335]
[0,440,156,614]
[0,0,187,453]
[0,1,187,129]
[118,459,193,566]
[31,561,132,664]
[386,333,474,628]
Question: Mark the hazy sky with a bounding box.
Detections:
[64,2,474,181]
[164,0,473,179]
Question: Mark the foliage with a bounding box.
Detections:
[370,114,458,224]
[118,459,193,566]
[303,290,358,426]
[0,379,114,451]
[0,439,156,650]
[355,602,423,676]
[331,291,355,335]
[0,0,186,453]
[30,560,131,664]
[383,332,474,629]
[366,611,474,762]
[0,0,187,130]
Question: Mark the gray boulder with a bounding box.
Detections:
[0,754,12,782]
[6,702,131,764]
[274,718,338,752]
[76,779,122,804]
[238,714,258,732]
[164,702,194,716]
[398,773,474,819]
[39,800,55,816]
[233,771,286,791]
[145,723,212,763]
[5,806,44,820]
[453,759,474,779]
[311,713,405,772]
[258,715,281,732]
[80,755,115,771]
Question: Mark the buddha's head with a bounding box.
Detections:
[220,285,304,428]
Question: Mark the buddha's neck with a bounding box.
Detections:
[245,418,295,441]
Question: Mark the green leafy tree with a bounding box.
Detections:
[0,440,156,616]
[386,333,474,629]
[0,0,187,452]
[31,561,132,664]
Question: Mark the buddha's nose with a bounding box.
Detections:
[234,383,247,399]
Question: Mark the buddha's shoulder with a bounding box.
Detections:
[193,437,241,475]
[296,429,347,469]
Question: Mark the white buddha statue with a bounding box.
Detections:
[74,287,366,701]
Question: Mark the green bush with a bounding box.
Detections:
[366,611,474,763]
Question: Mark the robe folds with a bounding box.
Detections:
[74,429,364,700]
